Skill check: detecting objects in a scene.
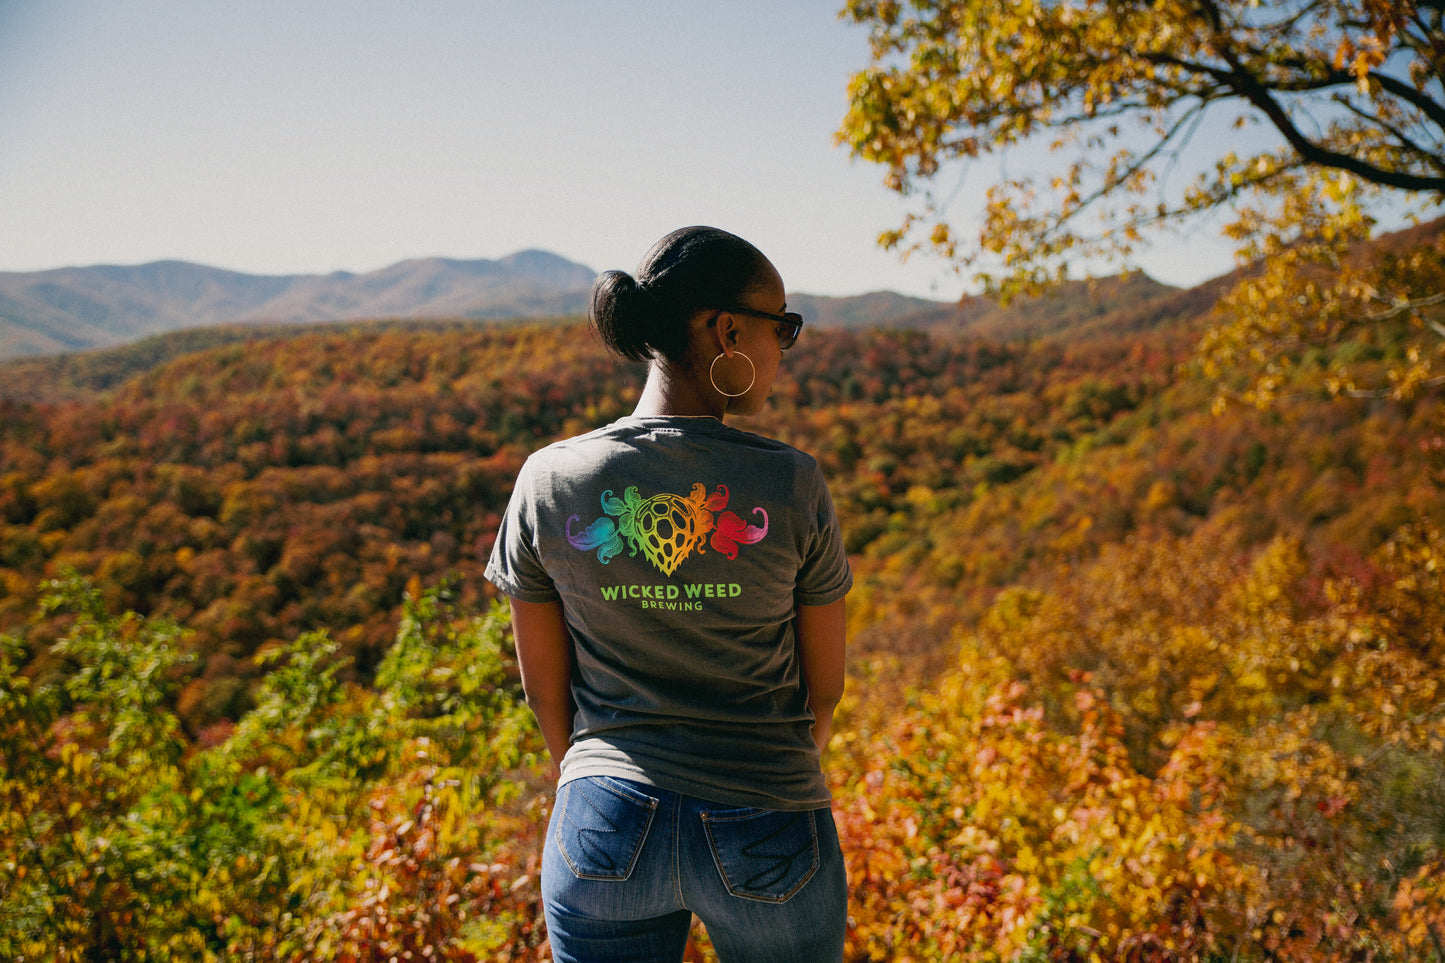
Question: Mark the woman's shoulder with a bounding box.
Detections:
[722,424,821,468]
[523,416,822,476]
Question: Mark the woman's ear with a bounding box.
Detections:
[712,310,742,356]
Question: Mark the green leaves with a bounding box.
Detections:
[0,577,547,962]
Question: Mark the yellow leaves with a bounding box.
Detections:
[839,0,1443,301]
[1393,860,1445,953]
[1201,170,1445,409]
[60,740,85,775]
[1332,34,1388,93]
[1323,170,1359,204]
[836,499,1445,955]
[837,659,1261,958]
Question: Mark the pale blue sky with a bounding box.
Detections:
[0,0,1247,299]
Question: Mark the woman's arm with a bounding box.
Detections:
[507,598,575,775]
[795,597,847,753]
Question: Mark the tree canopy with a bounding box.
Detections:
[4,314,1445,957]
[837,0,1445,296]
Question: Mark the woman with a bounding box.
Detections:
[485,225,851,963]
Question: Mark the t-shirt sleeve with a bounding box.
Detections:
[794,459,853,607]
[484,459,562,603]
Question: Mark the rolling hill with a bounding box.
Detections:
[0,248,1205,362]
[0,251,597,359]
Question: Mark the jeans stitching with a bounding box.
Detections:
[700,809,820,903]
[555,777,659,882]
[670,792,685,909]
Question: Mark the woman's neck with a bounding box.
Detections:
[632,361,725,420]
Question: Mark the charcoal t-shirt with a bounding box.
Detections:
[484,415,852,810]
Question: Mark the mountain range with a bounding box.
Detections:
[0,251,600,360]
[0,248,1214,362]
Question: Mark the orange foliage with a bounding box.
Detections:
[2,272,1444,959]
[832,521,1445,960]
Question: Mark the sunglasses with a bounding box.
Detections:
[725,306,805,350]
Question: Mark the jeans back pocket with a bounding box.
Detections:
[554,775,659,881]
[700,806,819,903]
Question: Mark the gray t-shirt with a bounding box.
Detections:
[485,415,852,810]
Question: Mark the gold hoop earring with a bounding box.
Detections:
[709,351,756,398]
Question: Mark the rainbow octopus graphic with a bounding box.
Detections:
[566,483,769,576]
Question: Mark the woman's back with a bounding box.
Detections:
[487,414,850,809]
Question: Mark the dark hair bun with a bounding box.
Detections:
[590,269,656,362]
[588,226,770,364]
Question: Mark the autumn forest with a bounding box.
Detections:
[1,203,1443,962]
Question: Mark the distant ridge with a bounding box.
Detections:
[11,216,1442,362]
[3,251,993,361]
[0,249,1211,362]
[789,290,960,329]
[0,251,598,360]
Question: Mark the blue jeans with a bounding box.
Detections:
[541,775,847,963]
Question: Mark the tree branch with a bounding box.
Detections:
[1185,0,1445,191]
[1363,70,1445,134]
[1331,94,1442,172]
[1133,49,1238,91]
[1368,291,1445,323]
[1403,9,1445,77]
[1212,46,1445,191]
[1061,103,1212,221]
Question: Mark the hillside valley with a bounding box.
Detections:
[2,222,1443,960]
[0,246,1437,704]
